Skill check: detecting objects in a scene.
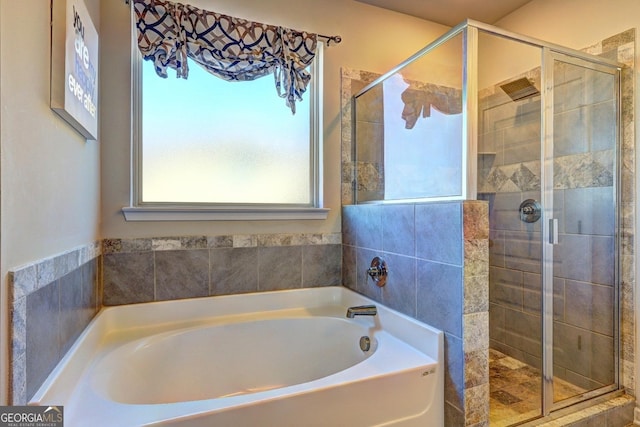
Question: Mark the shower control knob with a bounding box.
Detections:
[519,199,542,223]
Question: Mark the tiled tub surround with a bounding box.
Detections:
[9,242,102,405]
[342,201,489,427]
[8,233,341,405]
[102,233,342,305]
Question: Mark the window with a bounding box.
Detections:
[124,43,327,221]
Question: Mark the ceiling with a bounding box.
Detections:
[354,0,533,27]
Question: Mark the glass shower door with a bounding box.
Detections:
[543,52,619,411]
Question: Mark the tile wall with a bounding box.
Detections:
[479,28,636,395]
[9,242,101,404]
[342,201,489,427]
[342,68,491,426]
[101,233,342,305]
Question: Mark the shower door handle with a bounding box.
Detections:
[548,218,558,244]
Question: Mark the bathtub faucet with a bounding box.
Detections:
[346,305,377,318]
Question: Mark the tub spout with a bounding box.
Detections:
[346,305,377,318]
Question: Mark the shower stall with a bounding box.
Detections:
[351,20,626,426]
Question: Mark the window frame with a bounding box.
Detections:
[123,28,327,221]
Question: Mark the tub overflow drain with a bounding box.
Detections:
[359,336,371,352]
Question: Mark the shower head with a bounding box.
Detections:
[499,77,540,102]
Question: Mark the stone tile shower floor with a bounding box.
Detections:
[489,349,586,426]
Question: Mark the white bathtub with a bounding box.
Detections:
[30,287,444,427]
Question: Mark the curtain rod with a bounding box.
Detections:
[124,0,341,45]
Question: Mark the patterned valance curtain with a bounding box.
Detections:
[133,0,318,113]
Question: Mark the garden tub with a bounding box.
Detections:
[30,286,444,426]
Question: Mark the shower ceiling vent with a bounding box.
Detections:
[499,77,540,102]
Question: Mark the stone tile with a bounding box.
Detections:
[210,247,258,296]
[341,244,357,291]
[381,204,415,256]
[354,204,383,250]
[464,274,488,314]
[380,253,416,317]
[103,252,154,305]
[59,269,85,355]
[356,247,383,301]
[10,266,37,300]
[26,282,60,401]
[564,280,614,336]
[302,244,342,287]
[417,260,463,336]
[258,246,302,291]
[465,348,489,388]
[416,202,463,266]
[464,312,489,353]
[155,249,209,301]
[207,235,233,248]
[444,333,464,411]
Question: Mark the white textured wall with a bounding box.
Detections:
[99,0,449,238]
[0,0,101,405]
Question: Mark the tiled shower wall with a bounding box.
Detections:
[8,242,101,404]
[479,29,636,394]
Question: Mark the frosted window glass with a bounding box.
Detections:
[141,61,311,204]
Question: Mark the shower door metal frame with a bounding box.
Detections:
[540,48,622,417]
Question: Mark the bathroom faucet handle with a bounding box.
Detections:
[367,257,387,287]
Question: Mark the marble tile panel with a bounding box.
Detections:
[207,235,233,248]
[415,203,463,266]
[465,382,490,426]
[380,253,416,317]
[210,247,259,296]
[59,269,86,355]
[353,247,382,300]
[341,244,357,291]
[152,238,182,251]
[26,281,60,401]
[465,348,489,388]
[102,252,155,305]
[463,201,489,240]
[381,204,415,256]
[417,260,463,337]
[10,266,37,300]
[464,274,488,314]
[503,308,541,357]
[353,204,383,250]
[257,246,302,291]
[233,234,257,248]
[155,249,209,301]
[444,333,464,411]
[564,280,614,336]
[464,312,488,353]
[302,244,342,287]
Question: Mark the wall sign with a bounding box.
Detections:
[51,0,99,140]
